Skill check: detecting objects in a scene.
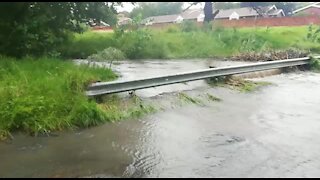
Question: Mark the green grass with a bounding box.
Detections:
[98,94,156,121]
[62,26,320,60]
[0,57,156,140]
[60,31,115,59]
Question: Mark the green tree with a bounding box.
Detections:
[130,2,183,19]
[183,2,219,24]
[0,2,121,58]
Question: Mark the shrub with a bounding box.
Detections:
[306,25,320,43]
[310,56,320,71]
[166,25,180,33]
[180,20,199,32]
[115,28,168,59]
[88,47,126,61]
[59,31,115,59]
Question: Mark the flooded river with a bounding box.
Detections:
[1,59,320,178]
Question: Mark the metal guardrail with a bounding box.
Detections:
[86,56,318,96]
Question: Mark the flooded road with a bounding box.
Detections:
[1,59,320,178]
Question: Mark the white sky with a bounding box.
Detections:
[115,2,205,13]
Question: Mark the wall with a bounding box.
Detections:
[145,22,180,30]
[92,26,113,30]
[298,7,320,16]
[145,16,320,29]
[213,15,320,28]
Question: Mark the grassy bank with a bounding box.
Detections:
[61,25,320,60]
[0,57,155,140]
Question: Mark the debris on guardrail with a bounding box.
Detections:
[230,48,309,62]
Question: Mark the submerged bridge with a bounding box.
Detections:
[86,56,320,97]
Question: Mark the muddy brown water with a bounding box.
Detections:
[1,59,320,178]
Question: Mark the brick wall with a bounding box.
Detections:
[213,15,320,28]
[92,26,113,31]
[145,16,320,29]
[300,7,320,16]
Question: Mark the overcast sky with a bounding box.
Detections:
[115,2,205,12]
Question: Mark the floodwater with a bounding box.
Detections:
[76,59,247,97]
[1,59,320,178]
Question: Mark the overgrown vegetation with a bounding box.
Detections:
[0,57,157,140]
[180,20,199,32]
[231,48,308,61]
[310,56,320,72]
[206,76,272,92]
[178,92,203,105]
[63,25,320,60]
[88,47,126,61]
[306,25,320,43]
[206,93,222,102]
[226,79,272,92]
[98,94,156,122]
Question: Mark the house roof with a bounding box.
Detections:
[181,9,203,20]
[118,17,132,25]
[214,5,284,19]
[268,9,285,16]
[215,7,260,19]
[118,11,129,17]
[293,2,320,14]
[142,14,182,24]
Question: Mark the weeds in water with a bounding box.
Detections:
[226,78,272,92]
[178,92,203,105]
[205,74,272,93]
[206,93,222,102]
[98,94,156,122]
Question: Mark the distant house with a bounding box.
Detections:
[118,11,130,18]
[214,5,285,20]
[142,14,183,25]
[118,17,132,26]
[292,2,320,16]
[117,12,132,26]
[118,16,132,26]
[90,20,113,31]
[181,9,205,22]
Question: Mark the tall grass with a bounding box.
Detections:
[61,25,320,60]
[59,32,115,59]
[0,57,119,139]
